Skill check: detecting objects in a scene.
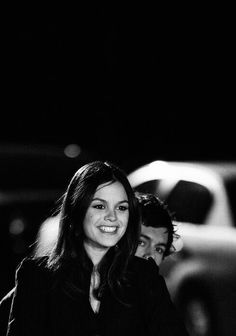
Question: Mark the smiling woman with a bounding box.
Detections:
[83,181,129,254]
[4,161,189,336]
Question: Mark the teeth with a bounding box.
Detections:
[99,226,117,233]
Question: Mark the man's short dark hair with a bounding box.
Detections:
[135,191,178,257]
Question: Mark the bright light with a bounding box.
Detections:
[9,218,25,235]
[64,144,81,158]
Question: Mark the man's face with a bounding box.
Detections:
[135,225,169,266]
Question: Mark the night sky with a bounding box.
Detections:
[2,5,234,172]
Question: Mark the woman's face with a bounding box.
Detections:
[83,181,129,251]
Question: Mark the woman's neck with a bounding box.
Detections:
[84,242,109,266]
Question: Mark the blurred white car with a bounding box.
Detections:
[128,160,236,336]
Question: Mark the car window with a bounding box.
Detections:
[134,180,162,196]
[165,180,213,224]
[224,177,236,227]
[135,179,213,224]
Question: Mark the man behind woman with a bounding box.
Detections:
[135,191,183,266]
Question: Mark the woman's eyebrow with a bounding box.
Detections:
[92,198,129,203]
[92,197,105,201]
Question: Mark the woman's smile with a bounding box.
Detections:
[98,225,119,233]
[83,181,129,262]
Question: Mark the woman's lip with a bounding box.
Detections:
[98,226,118,233]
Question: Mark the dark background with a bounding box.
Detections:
[1,4,235,173]
[0,8,235,334]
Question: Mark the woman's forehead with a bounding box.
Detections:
[94,181,128,199]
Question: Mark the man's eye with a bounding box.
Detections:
[155,247,165,255]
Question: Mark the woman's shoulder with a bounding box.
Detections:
[17,255,49,270]
[125,257,169,303]
[129,256,160,274]
[15,256,51,283]
[128,256,161,284]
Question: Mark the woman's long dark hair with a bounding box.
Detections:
[46,161,140,302]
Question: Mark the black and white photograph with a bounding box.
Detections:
[1,4,235,335]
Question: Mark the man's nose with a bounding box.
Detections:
[143,248,154,260]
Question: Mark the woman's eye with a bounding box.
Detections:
[93,204,104,209]
[118,205,129,211]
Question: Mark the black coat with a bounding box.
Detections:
[6,256,189,336]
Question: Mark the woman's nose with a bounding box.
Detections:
[104,209,117,221]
